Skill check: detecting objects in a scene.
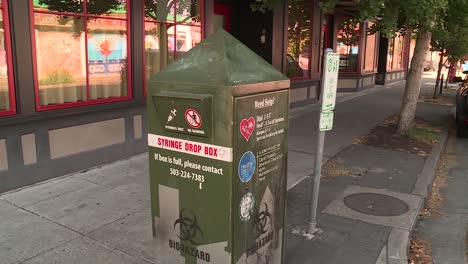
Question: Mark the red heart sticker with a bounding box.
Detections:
[240,117,256,141]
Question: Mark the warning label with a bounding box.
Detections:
[185,109,202,128]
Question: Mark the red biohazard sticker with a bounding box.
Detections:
[185,109,202,128]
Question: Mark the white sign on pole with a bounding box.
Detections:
[319,111,334,131]
[321,53,340,112]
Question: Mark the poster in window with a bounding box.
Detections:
[88,34,127,75]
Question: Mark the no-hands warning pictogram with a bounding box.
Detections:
[185,109,202,128]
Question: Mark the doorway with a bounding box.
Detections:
[213,0,273,64]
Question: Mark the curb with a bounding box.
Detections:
[379,125,450,264]
[412,127,449,197]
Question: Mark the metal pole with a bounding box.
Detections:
[439,74,444,95]
[307,49,332,234]
[308,130,325,234]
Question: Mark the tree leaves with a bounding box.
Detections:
[320,0,449,35]
[431,0,468,61]
[250,0,284,13]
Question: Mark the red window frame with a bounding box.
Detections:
[286,0,314,81]
[0,0,16,117]
[336,17,361,74]
[30,0,132,111]
[143,0,205,96]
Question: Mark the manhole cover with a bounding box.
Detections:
[343,193,409,216]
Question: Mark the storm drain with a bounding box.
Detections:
[343,193,409,216]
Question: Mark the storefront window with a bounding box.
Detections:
[393,35,404,70]
[337,18,360,73]
[144,0,202,91]
[32,0,131,111]
[387,37,394,70]
[387,34,405,71]
[363,22,377,72]
[286,0,312,79]
[0,0,15,116]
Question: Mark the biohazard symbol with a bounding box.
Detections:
[174,209,204,245]
[253,203,272,239]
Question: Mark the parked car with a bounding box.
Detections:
[455,79,468,137]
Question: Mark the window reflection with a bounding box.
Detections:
[176,0,201,24]
[144,0,202,88]
[364,22,377,72]
[34,13,87,105]
[0,11,11,112]
[33,1,130,108]
[394,35,404,69]
[387,34,405,71]
[337,18,360,72]
[286,0,312,79]
[175,25,201,57]
[145,22,160,80]
[33,0,83,14]
[145,0,175,22]
[88,18,128,99]
[387,37,394,70]
[86,0,126,17]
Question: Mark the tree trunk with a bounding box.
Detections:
[433,51,444,98]
[157,0,170,69]
[159,24,169,69]
[397,30,432,135]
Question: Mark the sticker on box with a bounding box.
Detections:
[240,192,255,221]
[238,151,256,183]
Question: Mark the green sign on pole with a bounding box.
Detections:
[321,53,340,112]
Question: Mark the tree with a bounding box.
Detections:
[145,0,201,70]
[321,0,448,135]
[337,19,360,52]
[286,0,312,78]
[431,0,468,96]
[250,0,284,13]
[38,0,125,36]
[337,18,360,71]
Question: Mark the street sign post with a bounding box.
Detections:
[308,49,339,234]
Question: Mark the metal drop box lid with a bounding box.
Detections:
[147,29,290,97]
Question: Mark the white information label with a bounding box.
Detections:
[319,111,334,132]
[148,134,233,162]
[321,53,340,112]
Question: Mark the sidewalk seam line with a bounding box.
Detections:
[16,206,151,264]
[1,178,94,208]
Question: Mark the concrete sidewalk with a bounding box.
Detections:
[285,107,450,264]
[0,80,452,264]
[412,130,468,264]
